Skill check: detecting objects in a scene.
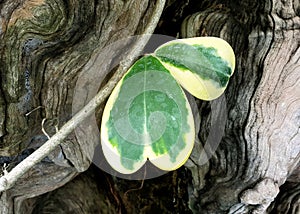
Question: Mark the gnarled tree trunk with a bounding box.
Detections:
[0,0,299,213]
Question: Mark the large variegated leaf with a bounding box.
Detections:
[101,55,195,174]
[154,37,235,100]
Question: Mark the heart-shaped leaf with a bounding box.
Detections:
[101,55,195,174]
[101,37,235,175]
[154,37,235,100]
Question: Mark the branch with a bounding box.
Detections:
[0,0,166,193]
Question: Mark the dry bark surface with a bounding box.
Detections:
[0,0,299,213]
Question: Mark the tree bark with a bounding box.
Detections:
[0,0,299,213]
[179,0,300,213]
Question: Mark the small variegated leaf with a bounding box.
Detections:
[154,37,235,100]
[101,55,195,174]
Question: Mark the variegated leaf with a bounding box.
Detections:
[101,55,195,174]
[154,37,235,100]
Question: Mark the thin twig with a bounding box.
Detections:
[124,166,147,197]
[41,118,50,140]
[0,0,166,193]
[25,106,44,117]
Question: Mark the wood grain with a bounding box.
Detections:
[0,0,299,213]
[181,0,300,213]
